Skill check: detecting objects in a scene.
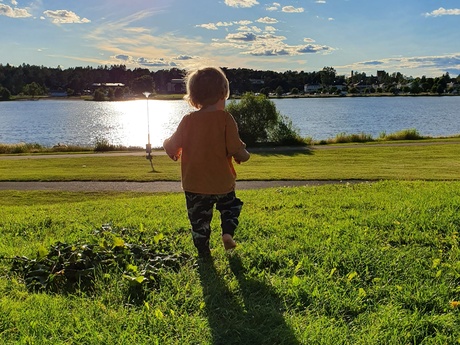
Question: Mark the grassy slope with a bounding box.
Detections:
[1,142,460,344]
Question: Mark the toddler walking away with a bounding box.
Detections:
[163,66,250,258]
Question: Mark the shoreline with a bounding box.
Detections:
[9,92,460,102]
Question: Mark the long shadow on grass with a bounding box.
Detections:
[198,254,300,345]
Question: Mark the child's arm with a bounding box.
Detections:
[163,116,186,161]
[233,147,250,164]
[163,138,182,161]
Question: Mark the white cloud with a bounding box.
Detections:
[297,44,332,54]
[0,3,32,18]
[256,16,278,24]
[235,20,252,25]
[196,23,218,30]
[237,25,262,33]
[175,55,194,61]
[137,57,176,67]
[43,10,90,24]
[197,21,253,30]
[266,3,280,11]
[424,7,460,17]
[224,0,259,8]
[282,6,304,13]
[226,32,257,41]
[304,38,316,43]
[216,21,234,27]
[221,27,335,57]
[316,0,326,3]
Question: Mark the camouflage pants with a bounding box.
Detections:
[185,191,243,254]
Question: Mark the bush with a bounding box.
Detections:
[226,93,304,146]
[94,137,116,151]
[93,88,106,101]
[0,142,43,154]
[333,132,374,144]
[379,129,424,141]
[269,115,306,146]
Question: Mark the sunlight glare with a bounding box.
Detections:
[109,100,192,148]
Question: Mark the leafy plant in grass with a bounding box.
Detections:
[5,224,191,301]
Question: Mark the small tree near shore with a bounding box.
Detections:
[226,92,304,146]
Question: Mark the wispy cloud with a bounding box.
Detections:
[0,3,32,18]
[83,11,210,70]
[338,53,460,76]
[43,10,90,24]
[424,7,460,17]
[225,0,259,8]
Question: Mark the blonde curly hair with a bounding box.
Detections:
[183,67,230,109]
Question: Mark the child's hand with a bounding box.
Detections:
[169,148,182,161]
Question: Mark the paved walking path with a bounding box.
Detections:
[2,140,458,192]
[0,180,364,193]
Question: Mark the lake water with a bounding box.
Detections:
[0,96,459,148]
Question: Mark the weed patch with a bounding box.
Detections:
[3,224,191,304]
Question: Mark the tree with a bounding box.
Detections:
[410,80,422,94]
[320,67,336,87]
[259,87,270,97]
[275,86,284,97]
[226,93,302,146]
[131,75,154,95]
[22,82,45,97]
[226,93,279,145]
[0,86,11,101]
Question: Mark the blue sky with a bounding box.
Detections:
[1,0,460,78]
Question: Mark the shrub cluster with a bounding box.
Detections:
[226,92,306,146]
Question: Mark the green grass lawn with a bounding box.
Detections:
[1,141,460,344]
[0,141,459,181]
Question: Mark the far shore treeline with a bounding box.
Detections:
[0,63,460,101]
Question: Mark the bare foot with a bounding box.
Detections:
[222,234,237,250]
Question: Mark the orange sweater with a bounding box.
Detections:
[163,110,249,194]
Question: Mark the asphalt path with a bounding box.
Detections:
[0,180,366,193]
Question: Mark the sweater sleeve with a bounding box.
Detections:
[163,116,186,160]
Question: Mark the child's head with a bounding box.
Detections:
[184,67,230,109]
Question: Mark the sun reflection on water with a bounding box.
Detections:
[105,100,193,148]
